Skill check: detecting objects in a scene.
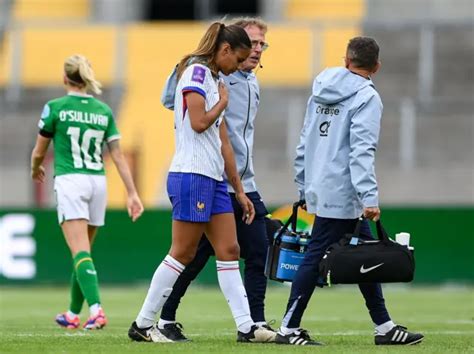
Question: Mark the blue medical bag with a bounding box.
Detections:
[264,201,311,282]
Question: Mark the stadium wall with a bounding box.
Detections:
[0,207,472,285]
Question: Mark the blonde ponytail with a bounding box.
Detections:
[64,54,102,95]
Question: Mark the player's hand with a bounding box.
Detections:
[363,207,380,221]
[31,165,45,183]
[218,81,228,107]
[127,193,144,222]
[236,192,255,225]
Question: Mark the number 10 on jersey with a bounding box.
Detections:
[67,127,105,170]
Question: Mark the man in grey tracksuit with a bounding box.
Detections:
[158,18,276,342]
[275,37,424,346]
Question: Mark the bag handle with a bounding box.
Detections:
[274,201,304,243]
[375,220,390,242]
[352,217,390,242]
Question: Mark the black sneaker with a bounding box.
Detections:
[159,322,190,342]
[275,328,323,346]
[128,321,173,343]
[260,320,277,332]
[375,325,424,345]
[237,325,276,343]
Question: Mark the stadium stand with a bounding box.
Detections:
[19,26,116,86]
[0,0,472,207]
[12,0,90,22]
[285,0,364,22]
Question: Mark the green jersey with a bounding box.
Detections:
[38,93,120,176]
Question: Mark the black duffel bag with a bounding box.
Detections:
[318,218,415,286]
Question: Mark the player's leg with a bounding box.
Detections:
[54,174,102,329]
[61,225,97,327]
[61,219,106,328]
[129,220,205,342]
[159,235,214,340]
[130,173,209,343]
[76,175,109,330]
[204,182,273,343]
[135,220,204,325]
[232,192,270,327]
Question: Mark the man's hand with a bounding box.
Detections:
[236,192,255,225]
[363,207,380,221]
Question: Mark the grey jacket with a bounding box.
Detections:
[221,70,259,193]
[295,67,382,218]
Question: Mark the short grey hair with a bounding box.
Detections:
[231,17,268,34]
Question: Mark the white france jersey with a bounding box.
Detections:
[169,64,225,181]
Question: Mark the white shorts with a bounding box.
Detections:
[54,174,107,226]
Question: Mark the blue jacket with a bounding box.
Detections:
[161,66,260,193]
[294,67,382,218]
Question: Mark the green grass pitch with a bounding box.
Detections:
[0,285,473,353]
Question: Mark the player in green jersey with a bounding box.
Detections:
[30,54,144,330]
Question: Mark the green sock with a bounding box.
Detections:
[73,251,101,307]
[69,270,85,315]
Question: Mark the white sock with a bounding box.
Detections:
[67,310,79,319]
[136,255,185,328]
[279,326,298,335]
[89,303,101,317]
[216,260,254,333]
[375,320,396,335]
[255,321,267,327]
[158,318,175,330]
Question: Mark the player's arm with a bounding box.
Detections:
[30,134,51,183]
[220,119,255,224]
[107,140,144,222]
[186,81,228,133]
[349,92,382,221]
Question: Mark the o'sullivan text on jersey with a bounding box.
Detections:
[57,110,109,126]
[38,94,120,176]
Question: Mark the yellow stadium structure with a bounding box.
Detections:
[0,16,361,206]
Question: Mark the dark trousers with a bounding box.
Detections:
[282,217,391,328]
[161,191,269,323]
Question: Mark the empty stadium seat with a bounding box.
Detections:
[13,0,90,22]
[20,26,116,86]
[286,0,364,21]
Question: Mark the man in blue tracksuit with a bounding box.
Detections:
[275,37,424,346]
[157,18,275,342]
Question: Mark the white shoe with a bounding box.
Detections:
[237,325,276,343]
[128,322,174,343]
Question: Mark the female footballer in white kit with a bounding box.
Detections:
[30,54,144,330]
[129,22,274,343]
